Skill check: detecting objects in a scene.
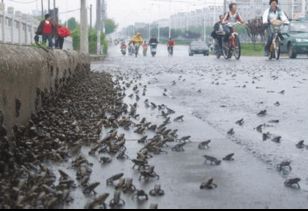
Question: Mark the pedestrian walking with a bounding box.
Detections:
[55,25,71,49]
[36,14,54,48]
[142,41,148,56]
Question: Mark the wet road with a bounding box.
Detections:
[89,46,308,209]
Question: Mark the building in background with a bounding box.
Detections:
[153,19,169,28]
[229,0,307,20]
[134,22,148,30]
[170,6,224,30]
[120,0,308,39]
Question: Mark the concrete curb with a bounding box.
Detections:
[0,44,90,136]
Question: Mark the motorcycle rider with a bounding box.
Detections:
[130,32,144,57]
[149,37,159,46]
[222,3,245,43]
[149,37,159,56]
[262,0,289,56]
[167,38,176,55]
[211,15,225,53]
[120,41,127,55]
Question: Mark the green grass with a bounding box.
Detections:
[241,43,264,57]
[159,40,191,45]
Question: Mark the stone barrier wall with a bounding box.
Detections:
[0,44,90,136]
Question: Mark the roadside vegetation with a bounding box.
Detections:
[67,17,117,55]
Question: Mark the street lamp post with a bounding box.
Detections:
[203,10,207,42]
[168,0,172,38]
[157,23,160,42]
[148,23,151,40]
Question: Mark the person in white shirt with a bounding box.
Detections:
[263,0,290,56]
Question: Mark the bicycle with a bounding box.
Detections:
[214,31,225,59]
[268,21,285,60]
[222,22,242,60]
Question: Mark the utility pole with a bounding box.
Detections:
[48,0,50,13]
[90,4,93,29]
[1,0,5,43]
[168,0,172,38]
[80,0,89,54]
[53,0,57,23]
[203,13,206,42]
[96,0,102,55]
[102,0,106,33]
[41,0,44,19]
[157,23,160,42]
[291,0,295,19]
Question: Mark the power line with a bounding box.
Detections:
[7,0,38,4]
[59,8,80,15]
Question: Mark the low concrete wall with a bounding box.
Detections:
[90,55,106,62]
[0,44,90,136]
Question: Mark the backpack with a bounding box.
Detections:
[58,27,71,38]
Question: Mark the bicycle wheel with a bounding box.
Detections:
[214,44,221,59]
[222,42,231,60]
[274,38,280,60]
[268,42,274,60]
[234,36,241,60]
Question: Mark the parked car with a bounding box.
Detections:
[189,41,209,56]
[280,21,308,58]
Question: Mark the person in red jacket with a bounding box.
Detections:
[167,38,175,56]
[36,14,54,48]
[55,25,71,49]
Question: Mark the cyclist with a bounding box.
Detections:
[263,0,289,56]
[222,3,245,43]
[211,15,225,53]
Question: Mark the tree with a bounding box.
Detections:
[104,19,118,34]
[67,17,78,31]
[246,17,266,48]
[72,27,108,55]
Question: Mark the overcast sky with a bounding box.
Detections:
[3,0,223,28]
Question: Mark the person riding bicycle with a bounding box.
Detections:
[167,38,175,55]
[222,3,245,43]
[211,15,225,53]
[263,0,289,56]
